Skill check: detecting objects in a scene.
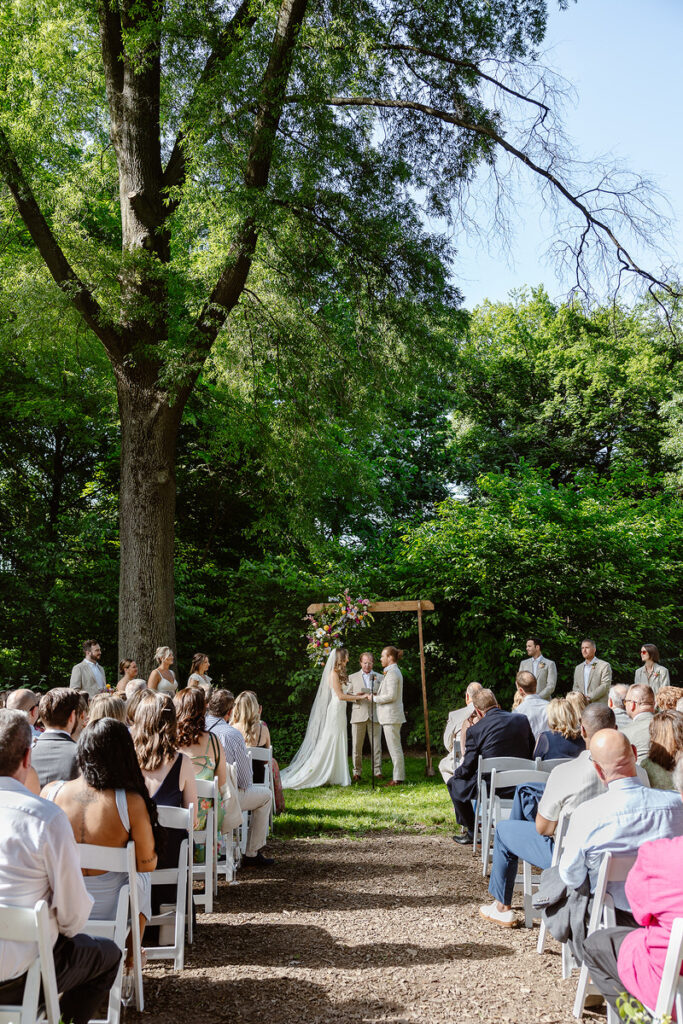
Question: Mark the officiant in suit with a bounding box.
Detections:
[348,652,383,781]
[369,647,406,786]
[518,637,557,700]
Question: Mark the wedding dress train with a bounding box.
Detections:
[280,651,351,790]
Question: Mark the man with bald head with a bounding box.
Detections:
[5,690,41,740]
[620,683,655,762]
[559,729,683,918]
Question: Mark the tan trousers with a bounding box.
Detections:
[238,784,271,855]
[351,720,383,775]
[381,723,405,781]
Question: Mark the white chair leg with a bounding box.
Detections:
[562,941,575,980]
[537,918,547,953]
[523,861,533,928]
[573,963,590,1017]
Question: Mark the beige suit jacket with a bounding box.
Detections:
[572,658,612,704]
[373,664,406,726]
[518,656,557,700]
[348,670,381,723]
[69,659,106,696]
[634,664,670,695]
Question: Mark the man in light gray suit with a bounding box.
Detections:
[572,639,612,705]
[368,647,406,786]
[621,683,655,762]
[70,639,106,696]
[31,688,81,788]
[348,652,383,781]
[518,637,557,701]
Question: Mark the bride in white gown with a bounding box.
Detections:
[281,648,366,790]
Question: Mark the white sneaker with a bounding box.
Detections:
[479,901,518,927]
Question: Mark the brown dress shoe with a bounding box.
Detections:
[385,780,403,787]
[352,774,361,783]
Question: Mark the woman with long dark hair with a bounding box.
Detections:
[41,718,160,967]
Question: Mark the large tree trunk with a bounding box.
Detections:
[117,380,183,675]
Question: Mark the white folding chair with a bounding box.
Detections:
[248,747,274,830]
[0,900,60,1024]
[573,851,637,1020]
[481,767,547,877]
[193,778,217,912]
[536,757,574,773]
[645,916,683,1023]
[536,808,572,953]
[516,806,572,931]
[78,841,140,1022]
[472,757,537,859]
[146,804,193,968]
[217,763,240,884]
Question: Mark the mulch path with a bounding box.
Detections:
[128,834,604,1023]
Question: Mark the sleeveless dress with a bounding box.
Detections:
[156,670,177,697]
[45,782,152,918]
[150,754,184,916]
[190,734,224,862]
[281,687,351,789]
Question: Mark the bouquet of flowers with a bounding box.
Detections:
[305,590,374,665]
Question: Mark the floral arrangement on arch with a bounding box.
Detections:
[305,590,374,665]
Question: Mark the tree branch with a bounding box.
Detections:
[163,0,260,195]
[310,95,678,298]
[0,125,124,360]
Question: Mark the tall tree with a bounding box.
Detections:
[0,0,674,665]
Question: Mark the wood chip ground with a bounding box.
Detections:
[128,834,607,1023]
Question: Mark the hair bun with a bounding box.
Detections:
[397,649,404,660]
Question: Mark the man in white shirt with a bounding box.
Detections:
[518,638,557,700]
[69,639,107,696]
[572,639,612,705]
[205,689,273,867]
[439,682,482,783]
[0,710,120,1024]
[559,729,683,915]
[511,671,549,742]
[607,684,631,731]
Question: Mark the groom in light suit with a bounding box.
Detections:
[369,646,406,786]
[348,652,383,781]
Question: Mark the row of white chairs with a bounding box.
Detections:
[471,759,683,1022]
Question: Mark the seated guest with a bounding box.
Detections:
[621,683,656,762]
[87,693,127,725]
[582,756,683,1016]
[174,687,226,854]
[480,705,632,926]
[232,690,286,812]
[439,682,482,783]
[42,719,158,970]
[31,688,81,788]
[72,693,90,742]
[533,696,585,760]
[447,688,535,846]
[640,710,683,790]
[0,710,121,1024]
[635,643,670,695]
[5,690,42,740]
[608,684,631,730]
[205,689,274,867]
[512,671,549,742]
[559,729,683,920]
[116,659,139,694]
[655,685,683,712]
[125,687,154,726]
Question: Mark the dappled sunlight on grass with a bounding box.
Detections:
[275,755,453,839]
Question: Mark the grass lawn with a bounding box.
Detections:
[275,754,453,839]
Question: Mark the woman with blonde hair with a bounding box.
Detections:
[533,696,585,760]
[87,693,127,725]
[232,691,278,791]
[640,710,683,790]
[654,685,683,712]
[147,646,178,696]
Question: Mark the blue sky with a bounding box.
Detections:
[451,0,683,308]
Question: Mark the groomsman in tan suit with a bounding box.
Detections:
[518,637,557,700]
[369,647,406,786]
[572,639,612,705]
[348,652,383,781]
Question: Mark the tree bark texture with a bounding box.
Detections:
[116,380,182,673]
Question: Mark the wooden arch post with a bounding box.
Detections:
[306,599,436,776]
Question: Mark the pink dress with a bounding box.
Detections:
[618,835,683,1011]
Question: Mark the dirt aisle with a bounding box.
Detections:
[131,834,597,1023]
